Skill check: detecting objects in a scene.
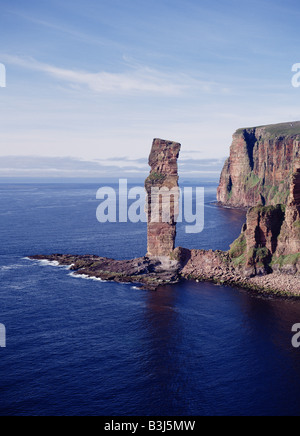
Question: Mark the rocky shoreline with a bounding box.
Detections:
[30,132,300,298]
[29,254,182,291]
[29,249,300,298]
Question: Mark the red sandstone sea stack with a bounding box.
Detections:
[30,132,300,296]
[145,139,181,257]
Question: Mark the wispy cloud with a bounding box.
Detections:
[2,54,220,96]
[2,55,182,95]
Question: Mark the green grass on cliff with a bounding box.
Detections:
[248,246,270,267]
[271,253,300,267]
[236,121,300,138]
[145,172,167,186]
[245,173,261,189]
[267,185,290,205]
[237,174,290,206]
[250,204,286,215]
[229,233,249,267]
[263,122,300,137]
[229,233,247,259]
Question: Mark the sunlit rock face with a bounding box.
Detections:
[217,122,300,208]
[276,167,300,256]
[145,139,181,257]
[30,135,300,294]
[229,163,300,276]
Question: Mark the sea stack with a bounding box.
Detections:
[145,139,181,257]
[30,130,300,295]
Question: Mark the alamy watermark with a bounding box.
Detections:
[0,63,6,88]
[96,179,205,234]
[292,324,300,348]
[0,324,6,348]
[292,63,300,88]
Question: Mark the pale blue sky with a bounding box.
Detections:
[0,0,300,177]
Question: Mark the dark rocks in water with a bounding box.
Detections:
[30,136,300,296]
[30,138,183,291]
[30,254,181,291]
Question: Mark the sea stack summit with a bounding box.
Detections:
[145,139,181,257]
[30,129,300,296]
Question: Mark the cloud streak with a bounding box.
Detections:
[2,55,185,95]
[2,54,220,96]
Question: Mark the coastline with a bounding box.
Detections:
[29,134,299,299]
[184,273,300,299]
[29,252,300,298]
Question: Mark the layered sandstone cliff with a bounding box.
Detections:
[229,164,300,276]
[30,135,300,296]
[217,122,300,208]
[145,139,181,257]
[276,168,300,255]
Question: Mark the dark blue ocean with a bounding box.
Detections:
[0,181,300,416]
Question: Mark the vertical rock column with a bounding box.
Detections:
[145,139,181,257]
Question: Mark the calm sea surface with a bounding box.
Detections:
[0,181,300,416]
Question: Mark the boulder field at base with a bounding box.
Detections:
[31,131,300,297]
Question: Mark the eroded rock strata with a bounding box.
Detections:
[31,138,183,291]
[217,122,300,208]
[276,168,300,257]
[30,134,300,297]
[145,139,181,257]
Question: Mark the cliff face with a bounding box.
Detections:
[229,205,286,276]
[30,134,300,296]
[217,122,300,208]
[229,164,300,276]
[145,139,181,257]
[276,167,300,257]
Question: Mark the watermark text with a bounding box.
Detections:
[0,63,6,88]
[292,63,300,88]
[292,324,300,348]
[96,179,205,234]
[0,324,6,348]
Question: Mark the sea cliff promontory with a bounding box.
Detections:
[31,131,300,297]
[217,121,300,208]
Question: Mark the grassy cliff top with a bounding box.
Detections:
[236,121,300,138]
